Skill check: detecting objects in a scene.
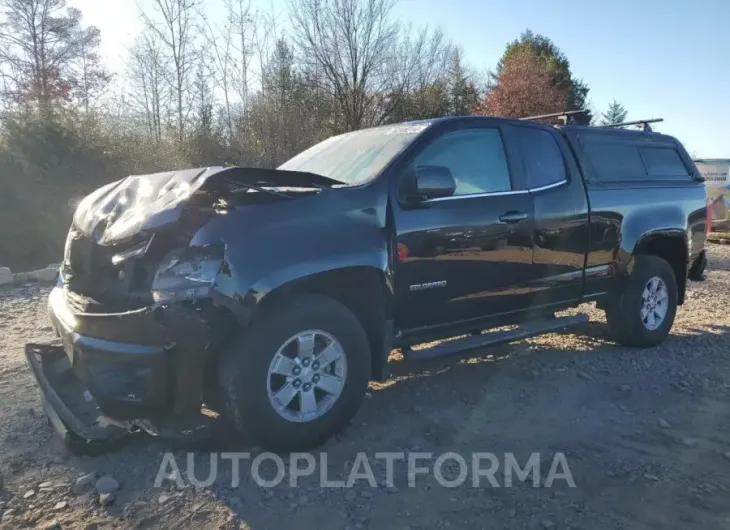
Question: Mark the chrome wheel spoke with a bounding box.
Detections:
[314,342,342,367]
[297,332,316,359]
[272,382,298,410]
[270,353,298,376]
[299,389,318,418]
[315,373,344,395]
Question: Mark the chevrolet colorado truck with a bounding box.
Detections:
[25,116,709,453]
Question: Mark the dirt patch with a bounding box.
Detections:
[3,246,730,529]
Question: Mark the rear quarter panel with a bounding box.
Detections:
[560,127,707,297]
[584,183,706,295]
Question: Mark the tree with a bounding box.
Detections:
[475,48,567,119]
[141,0,200,140]
[290,0,397,131]
[0,0,106,115]
[201,9,234,141]
[492,30,590,124]
[73,26,111,113]
[290,0,451,132]
[600,99,628,126]
[192,51,214,136]
[226,0,257,118]
[127,32,167,141]
[259,38,298,165]
[447,48,479,115]
[387,79,450,122]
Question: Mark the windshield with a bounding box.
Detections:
[277,123,431,186]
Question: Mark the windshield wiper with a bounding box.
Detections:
[223,167,348,189]
[271,171,348,189]
[223,177,294,199]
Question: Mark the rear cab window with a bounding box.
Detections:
[576,131,692,183]
[640,147,690,179]
[583,142,646,181]
[512,126,567,189]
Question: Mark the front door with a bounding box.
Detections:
[393,122,535,332]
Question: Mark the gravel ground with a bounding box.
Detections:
[3,245,730,529]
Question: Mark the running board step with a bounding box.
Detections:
[403,313,589,361]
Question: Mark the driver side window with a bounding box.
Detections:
[414,128,512,196]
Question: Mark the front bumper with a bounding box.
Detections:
[46,287,175,420]
[25,342,130,453]
[25,287,215,449]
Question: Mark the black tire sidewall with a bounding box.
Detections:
[219,294,371,451]
[612,255,678,346]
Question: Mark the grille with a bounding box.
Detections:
[63,286,151,314]
[64,230,154,312]
[64,288,96,314]
[67,231,118,280]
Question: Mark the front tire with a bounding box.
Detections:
[218,293,371,452]
[604,254,678,347]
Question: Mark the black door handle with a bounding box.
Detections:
[499,211,528,224]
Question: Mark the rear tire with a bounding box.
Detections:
[604,255,678,347]
[218,293,371,452]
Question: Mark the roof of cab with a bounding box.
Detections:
[395,115,679,142]
[398,115,555,129]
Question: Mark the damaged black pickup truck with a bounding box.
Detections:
[26,115,709,453]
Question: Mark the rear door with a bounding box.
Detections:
[508,123,590,307]
[393,120,536,332]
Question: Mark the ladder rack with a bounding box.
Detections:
[519,109,587,124]
[598,118,663,132]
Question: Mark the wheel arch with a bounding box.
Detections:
[632,232,688,304]
[253,266,394,382]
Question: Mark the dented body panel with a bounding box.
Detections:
[72,166,344,245]
[191,180,393,322]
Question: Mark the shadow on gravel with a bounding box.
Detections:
[384,319,613,380]
[551,320,615,341]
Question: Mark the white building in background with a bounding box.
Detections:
[695,159,730,230]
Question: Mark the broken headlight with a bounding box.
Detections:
[151,246,223,303]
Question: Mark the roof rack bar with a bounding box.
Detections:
[520,109,587,124]
[598,118,663,132]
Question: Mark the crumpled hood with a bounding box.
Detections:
[73,166,336,245]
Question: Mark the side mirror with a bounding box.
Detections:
[415,165,456,200]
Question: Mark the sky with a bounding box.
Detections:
[68,0,730,158]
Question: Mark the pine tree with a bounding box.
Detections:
[448,49,480,116]
[600,100,628,125]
